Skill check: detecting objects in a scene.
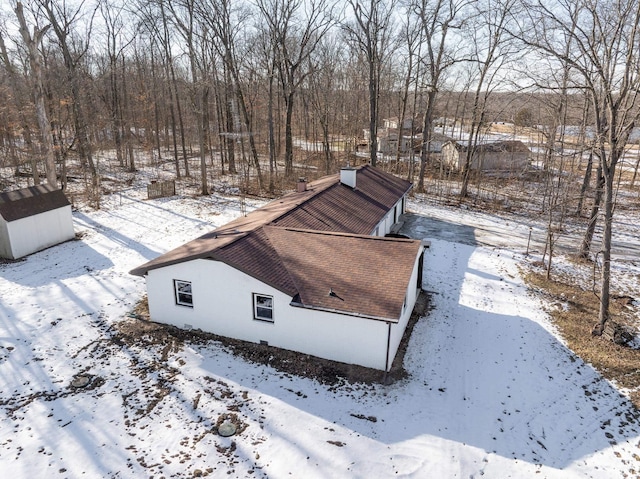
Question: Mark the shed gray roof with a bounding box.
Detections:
[0,184,70,222]
[446,140,531,153]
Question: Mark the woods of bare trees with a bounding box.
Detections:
[2,0,640,332]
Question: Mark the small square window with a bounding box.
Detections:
[253,293,273,322]
[174,280,193,307]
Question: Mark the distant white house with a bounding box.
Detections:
[442,140,531,172]
[131,166,426,372]
[363,118,453,156]
[0,184,75,259]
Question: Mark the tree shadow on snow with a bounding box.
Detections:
[194,213,640,472]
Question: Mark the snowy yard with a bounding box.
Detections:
[1,189,640,478]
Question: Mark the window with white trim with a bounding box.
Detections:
[174,280,193,307]
[253,293,274,322]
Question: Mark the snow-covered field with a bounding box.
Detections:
[1,187,640,478]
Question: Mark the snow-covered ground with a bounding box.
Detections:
[1,188,640,478]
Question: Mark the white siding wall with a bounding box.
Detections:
[372,197,405,236]
[442,145,529,172]
[0,218,11,258]
[2,206,74,259]
[386,247,423,368]
[145,259,392,370]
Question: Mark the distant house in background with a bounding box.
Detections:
[382,117,415,130]
[419,132,454,155]
[377,130,415,155]
[442,140,531,172]
[131,165,426,372]
[0,184,75,259]
[375,117,418,155]
[362,118,452,156]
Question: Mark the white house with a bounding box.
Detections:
[131,165,426,372]
[0,184,75,259]
[442,140,531,172]
[372,118,452,156]
[383,117,415,130]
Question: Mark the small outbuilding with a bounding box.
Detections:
[442,140,531,172]
[0,184,75,259]
[131,165,426,372]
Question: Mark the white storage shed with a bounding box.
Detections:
[0,184,75,259]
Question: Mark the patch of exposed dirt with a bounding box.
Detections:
[0,257,26,265]
[123,292,431,386]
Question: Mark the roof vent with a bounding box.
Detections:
[297,177,307,192]
[340,166,357,189]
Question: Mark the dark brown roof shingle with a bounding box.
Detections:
[0,184,70,222]
[273,166,410,234]
[264,227,421,320]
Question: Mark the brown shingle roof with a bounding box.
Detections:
[265,227,421,320]
[214,227,298,296]
[0,184,70,222]
[130,165,419,320]
[273,166,411,234]
[129,174,338,275]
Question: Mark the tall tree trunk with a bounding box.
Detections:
[267,69,276,193]
[368,56,378,167]
[576,148,594,216]
[15,2,56,186]
[0,30,38,184]
[417,89,436,192]
[39,0,98,199]
[284,91,295,176]
[211,64,226,174]
[150,47,163,163]
[593,160,616,335]
[160,0,188,176]
[579,161,604,258]
[225,51,263,190]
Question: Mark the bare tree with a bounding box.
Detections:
[99,0,135,171]
[168,0,209,195]
[343,0,397,168]
[35,0,99,201]
[13,1,57,186]
[0,23,37,183]
[459,0,519,198]
[256,0,334,177]
[157,0,189,177]
[413,0,470,192]
[518,0,640,334]
[308,35,345,174]
[198,0,264,191]
[393,13,421,173]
